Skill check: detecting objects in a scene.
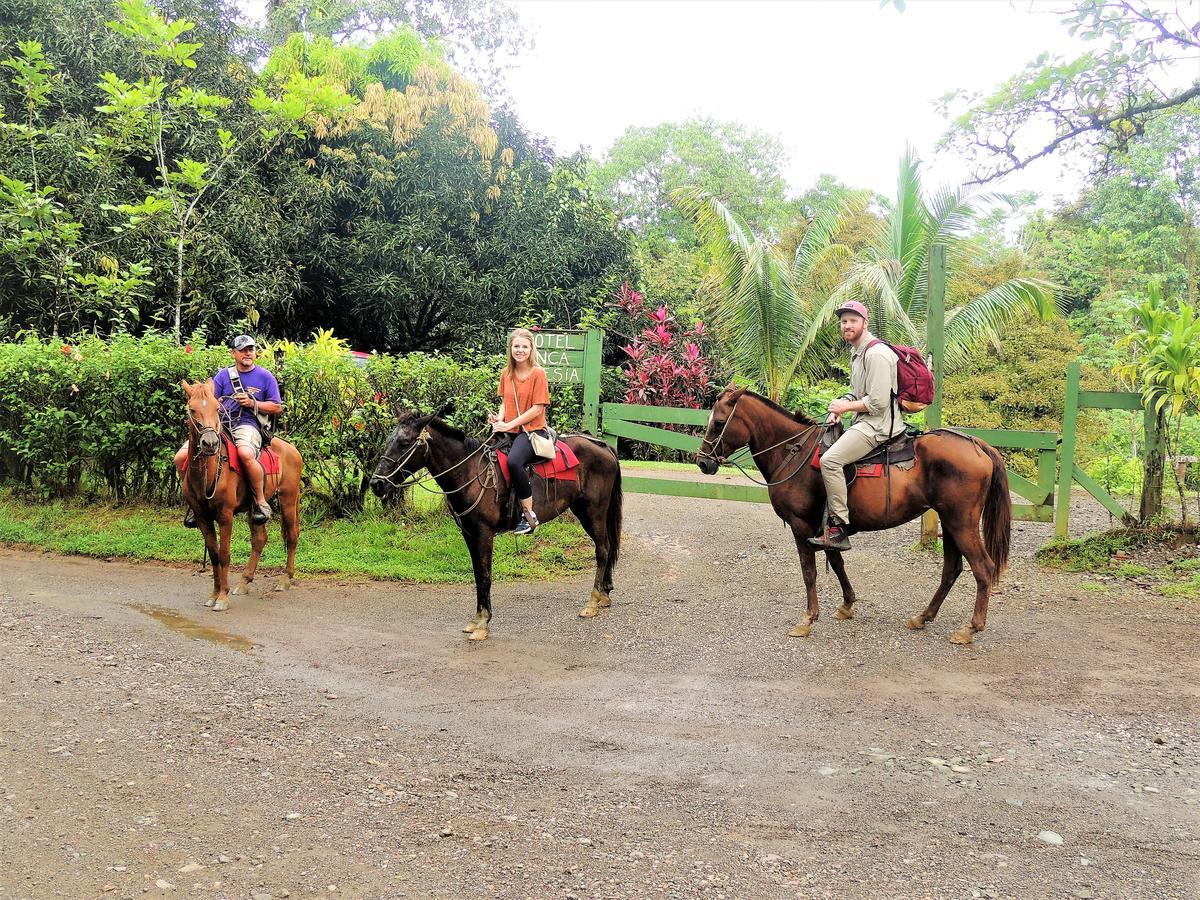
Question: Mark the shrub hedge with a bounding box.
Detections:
[0,334,612,514]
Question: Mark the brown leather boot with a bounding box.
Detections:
[807,522,851,551]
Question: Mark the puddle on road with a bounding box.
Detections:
[127,603,260,652]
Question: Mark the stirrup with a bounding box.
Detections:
[251,503,271,524]
[183,507,198,529]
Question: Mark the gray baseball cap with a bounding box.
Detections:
[231,334,257,350]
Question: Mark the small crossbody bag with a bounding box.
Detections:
[226,366,275,447]
[511,374,557,461]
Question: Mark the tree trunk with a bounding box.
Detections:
[1139,404,1167,523]
[174,230,185,342]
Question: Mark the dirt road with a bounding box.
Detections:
[2,491,1197,899]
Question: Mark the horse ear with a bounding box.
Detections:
[181,379,193,395]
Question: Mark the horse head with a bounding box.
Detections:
[181,379,222,456]
[696,385,749,475]
[370,410,436,498]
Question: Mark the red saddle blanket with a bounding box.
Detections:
[809,447,884,478]
[176,434,281,476]
[497,441,580,484]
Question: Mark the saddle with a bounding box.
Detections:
[175,434,281,476]
[810,423,917,479]
[495,440,580,485]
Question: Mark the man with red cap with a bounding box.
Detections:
[808,300,905,551]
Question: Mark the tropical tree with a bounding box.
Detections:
[819,151,1059,372]
[672,185,865,401]
[1116,279,1200,522]
[939,0,1200,184]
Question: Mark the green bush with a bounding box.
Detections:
[0,334,626,515]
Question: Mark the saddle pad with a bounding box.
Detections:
[176,434,280,476]
[810,436,915,478]
[497,441,579,484]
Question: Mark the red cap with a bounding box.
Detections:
[834,300,869,320]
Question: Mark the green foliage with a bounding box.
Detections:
[942,318,1105,476]
[1035,526,1180,572]
[939,2,1200,184]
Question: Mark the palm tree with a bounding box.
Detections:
[817,149,1059,370]
[672,185,865,400]
[674,150,1060,400]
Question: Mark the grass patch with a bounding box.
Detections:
[0,492,593,583]
[1037,524,1200,600]
[621,459,744,475]
[1035,526,1181,573]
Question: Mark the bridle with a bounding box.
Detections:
[187,410,227,501]
[698,395,827,488]
[374,425,499,519]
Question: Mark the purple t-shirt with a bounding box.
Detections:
[212,365,281,431]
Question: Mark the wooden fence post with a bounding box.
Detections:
[921,244,946,547]
[582,328,603,436]
[1055,361,1080,539]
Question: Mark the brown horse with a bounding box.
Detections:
[180,379,302,610]
[696,388,1011,644]
[369,412,623,641]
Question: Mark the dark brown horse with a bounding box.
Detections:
[696,388,1011,644]
[180,379,302,610]
[370,413,623,641]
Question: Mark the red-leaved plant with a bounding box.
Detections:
[613,283,711,409]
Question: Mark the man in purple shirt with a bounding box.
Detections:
[176,335,283,525]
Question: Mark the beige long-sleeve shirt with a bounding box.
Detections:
[842,333,906,443]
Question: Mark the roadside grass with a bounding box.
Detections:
[0,491,592,583]
[1036,524,1200,599]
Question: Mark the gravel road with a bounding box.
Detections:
[1,489,1197,899]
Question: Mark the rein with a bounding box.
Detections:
[376,426,501,519]
[699,397,827,488]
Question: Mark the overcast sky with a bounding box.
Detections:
[504,0,1095,203]
[236,0,1108,204]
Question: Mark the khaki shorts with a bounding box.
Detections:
[231,424,262,455]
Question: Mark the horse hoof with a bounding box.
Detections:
[274,578,293,593]
[950,627,975,645]
[212,598,229,612]
[467,628,489,641]
[204,596,215,608]
[589,589,611,609]
[231,583,248,596]
[905,617,927,631]
[578,605,598,619]
[788,622,811,638]
[462,619,482,633]
[834,604,854,621]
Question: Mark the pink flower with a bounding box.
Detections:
[184,344,193,354]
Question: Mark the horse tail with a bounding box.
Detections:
[981,442,1011,582]
[606,449,623,569]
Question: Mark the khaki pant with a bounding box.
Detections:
[819,427,878,525]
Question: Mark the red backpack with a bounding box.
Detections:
[867,340,935,413]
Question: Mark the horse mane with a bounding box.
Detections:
[422,415,481,452]
[741,390,820,426]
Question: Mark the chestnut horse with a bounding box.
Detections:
[696,388,1011,644]
[369,412,622,641]
[180,379,302,610]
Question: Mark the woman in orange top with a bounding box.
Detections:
[490,327,551,534]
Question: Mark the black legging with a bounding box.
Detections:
[507,430,545,501]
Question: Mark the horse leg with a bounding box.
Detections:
[906,532,962,632]
[197,518,220,608]
[788,525,821,638]
[945,523,994,646]
[275,479,300,592]
[233,515,268,596]
[211,511,235,612]
[571,498,611,619]
[462,526,495,640]
[827,550,859,620]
